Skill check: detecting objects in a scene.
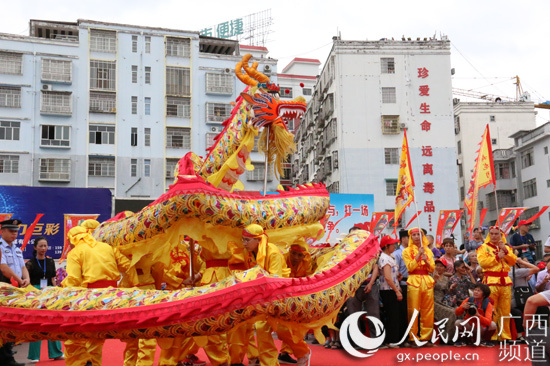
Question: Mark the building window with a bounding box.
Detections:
[491,138,497,145]
[0,121,20,141]
[88,157,115,177]
[166,67,191,95]
[41,125,70,147]
[166,37,191,57]
[381,115,400,134]
[486,193,496,211]
[458,163,463,178]
[166,96,191,118]
[131,96,138,115]
[166,158,178,179]
[39,158,70,181]
[521,148,534,168]
[523,178,537,199]
[89,91,116,113]
[522,207,541,228]
[381,87,396,103]
[495,162,511,179]
[145,66,151,84]
[384,148,399,164]
[247,162,273,181]
[145,97,151,115]
[131,159,137,177]
[145,36,151,53]
[460,187,465,202]
[206,102,232,123]
[90,60,116,90]
[144,127,151,146]
[385,179,397,196]
[132,35,138,53]
[132,65,138,83]
[457,140,462,155]
[40,91,72,115]
[166,127,191,149]
[303,88,312,96]
[205,132,216,149]
[490,115,496,122]
[497,190,516,207]
[0,155,19,173]
[131,127,138,146]
[205,73,233,95]
[280,87,293,98]
[90,29,116,53]
[41,59,72,82]
[144,159,151,177]
[0,86,21,108]
[511,161,516,178]
[545,146,548,155]
[548,179,550,188]
[381,58,395,74]
[0,52,22,75]
[89,124,115,145]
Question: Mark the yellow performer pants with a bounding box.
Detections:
[158,337,199,366]
[228,323,258,364]
[123,338,157,366]
[489,285,512,341]
[407,283,434,342]
[276,325,309,358]
[256,320,279,366]
[64,340,90,366]
[204,334,229,366]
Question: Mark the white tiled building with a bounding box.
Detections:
[294,36,460,236]
[0,19,280,212]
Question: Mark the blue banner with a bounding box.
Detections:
[321,193,374,245]
[0,186,112,259]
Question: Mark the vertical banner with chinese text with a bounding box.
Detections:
[435,210,463,246]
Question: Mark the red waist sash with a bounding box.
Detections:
[206,259,229,268]
[88,280,118,288]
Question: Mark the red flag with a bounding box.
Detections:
[405,211,422,229]
[20,214,44,251]
[435,210,463,246]
[478,208,488,228]
[524,206,550,225]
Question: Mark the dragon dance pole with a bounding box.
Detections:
[263,126,270,196]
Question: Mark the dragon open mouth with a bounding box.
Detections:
[278,104,307,125]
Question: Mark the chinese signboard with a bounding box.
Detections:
[200,18,244,39]
[320,194,374,245]
[0,186,112,259]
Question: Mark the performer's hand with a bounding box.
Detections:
[421,254,428,261]
[20,278,30,288]
[461,302,470,310]
[364,284,372,294]
[498,251,505,259]
[450,283,458,291]
[419,246,425,255]
[397,273,403,281]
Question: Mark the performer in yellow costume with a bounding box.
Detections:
[278,239,313,364]
[158,238,205,366]
[227,241,260,366]
[476,226,517,341]
[62,226,138,366]
[121,253,164,366]
[240,224,295,366]
[402,228,435,343]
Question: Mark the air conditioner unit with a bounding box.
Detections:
[263,65,271,72]
[400,123,407,130]
[42,84,53,91]
[224,68,232,74]
[457,158,462,165]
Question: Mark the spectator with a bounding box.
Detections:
[433,258,457,342]
[378,235,402,348]
[441,238,456,277]
[510,221,536,264]
[442,260,476,308]
[427,235,441,259]
[25,237,64,362]
[393,229,410,342]
[509,256,539,342]
[544,236,550,254]
[536,261,550,293]
[523,290,550,363]
[465,228,484,252]
[465,251,479,281]
[454,284,496,347]
[476,266,484,283]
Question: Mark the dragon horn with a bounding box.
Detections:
[241,54,270,84]
[235,60,258,86]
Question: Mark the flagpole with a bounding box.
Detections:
[262,126,270,196]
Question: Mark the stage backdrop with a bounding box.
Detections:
[0,186,112,259]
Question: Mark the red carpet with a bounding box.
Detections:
[30,339,531,365]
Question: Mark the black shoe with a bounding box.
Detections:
[85,362,93,366]
[278,353,297,364]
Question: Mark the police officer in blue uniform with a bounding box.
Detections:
[0,218,27,366]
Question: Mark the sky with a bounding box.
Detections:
[2,0,549,123]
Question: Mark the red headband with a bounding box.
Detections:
[290,244,306,253]
[489,226,503,233]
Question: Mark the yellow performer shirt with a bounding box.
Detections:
[245,242,289,277]
[402,244,435,289]
[477,242,516,286]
